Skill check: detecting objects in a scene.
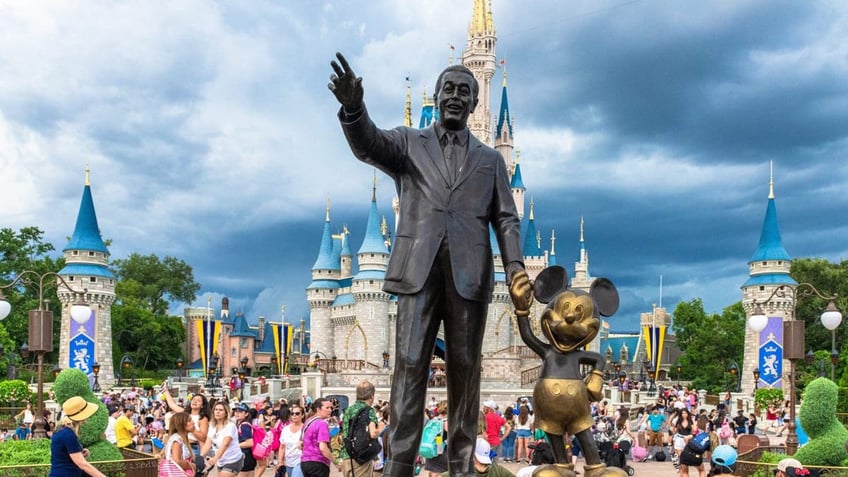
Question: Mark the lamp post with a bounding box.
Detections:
[121,355,135,388]
[820,301,842,381]
[206,354,220,395]
[331,355,337,374]
[805,349,832,377]
[0,271,91,439]
[618,370,627,391]
[52,364,61,379]
[175,357,184,382]
[727,361,739,392]
[270,355,278,376]
[752,369,760,395]
[237,366,247,401]
[749,283,842,455]
[91,362,101,393]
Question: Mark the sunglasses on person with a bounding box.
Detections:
[291,412,303,416]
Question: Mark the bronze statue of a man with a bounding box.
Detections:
[329,52,532,477]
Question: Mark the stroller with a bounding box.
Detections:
[600,440,635,476]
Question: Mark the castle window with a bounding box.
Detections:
[89,251,95,257]
[240,338,248,349]
[68,276,75,281]
[89,277,97,283]
[778,261,783,265]
[759,286,765,291]
[232,347,237,357]
[762,261,767,266]
[73,251,78,256]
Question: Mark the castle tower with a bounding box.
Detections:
[548,230,558,266]
[307,198,340,360]
[351,178,391,364]
[462,0,496,145]
[741,164,796,394]
[494,63,514,174]
[58,168,117,387]
[571,217,593,291]
[522,199,545,279]
[510,150,526,219]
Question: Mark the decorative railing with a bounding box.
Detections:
[521,365,541,386]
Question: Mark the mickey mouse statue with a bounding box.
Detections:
[509,265,626,477]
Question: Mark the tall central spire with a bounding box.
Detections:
[462,0,496,145]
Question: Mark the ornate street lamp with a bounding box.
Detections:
[121,354,135,388]
[749,283,842,455]
[805,349,829,377]
[175,357,184,382]
[675,364,682,387]
[752,368,760,395]
[0,271,91,439]
[820,301,843,380]
[240,356,249,373]
[91,362,101,393]
[618,370,627,389]
[727,361,739,392]
[271,355,278,376]
[331,355,338,373]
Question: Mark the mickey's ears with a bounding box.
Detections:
[591,278,619,317]
[533,265,569,304]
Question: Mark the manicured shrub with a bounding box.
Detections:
[794,377,848,466]
[51,368,109,447]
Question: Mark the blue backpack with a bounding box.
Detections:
[418,418,444,459]
[687,431,711,453]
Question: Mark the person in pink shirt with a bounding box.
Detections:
[301,398,335,477]
[482,401,511,464]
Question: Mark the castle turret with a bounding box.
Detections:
[572,217,594,291]
[741,163,796,394]
[58,168,117,387]
[462,0,496,144]
[510,150,526,219]
[307,197,340,360]
[494,62,514,174]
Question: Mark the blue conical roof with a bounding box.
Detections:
[750,197,791,262]
[357,189,389,256]
[64,184,108,253]
[523,216,541,257]
[230,313,258,338]
[496,83,513,138]
[312,215,338,271]
[511,163,525,190]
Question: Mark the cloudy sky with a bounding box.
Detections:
[2,0,846,331]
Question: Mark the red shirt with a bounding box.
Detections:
[485,411,506,446]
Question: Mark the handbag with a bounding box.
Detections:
[158,459,194,477]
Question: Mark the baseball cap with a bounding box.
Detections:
[234,403,250,413]
[474,437,492,464]
[774,458,804,475]
[483,400,497,410]
[711,445,737,467]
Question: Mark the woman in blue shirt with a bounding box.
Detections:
[50,396,108,477]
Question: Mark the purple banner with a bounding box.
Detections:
[69,308,96,376]
[757,316,783,388]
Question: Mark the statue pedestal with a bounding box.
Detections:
[302,371,324,401]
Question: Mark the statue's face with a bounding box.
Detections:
[541,291,600,352]
[437,71,477,130]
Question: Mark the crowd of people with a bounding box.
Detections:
[11,379,817,477]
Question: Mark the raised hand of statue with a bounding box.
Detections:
[509,269,533,317]
[328,52,363,112]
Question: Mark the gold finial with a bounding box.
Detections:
[529,197,535,221]
[580,216,584,242]
[515,147,520,164]
[85,163,90,186]
[550,230,557,255]
[380,216,388,236]
[404,76,412,127]
[536,230,542,249]
[768,160,775,199]
[343,224,349,235]
[501,58,507,87]
[325,194,331,221]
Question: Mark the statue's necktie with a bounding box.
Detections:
[444,132,459,183]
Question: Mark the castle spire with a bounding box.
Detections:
[548,229,558,266]
[523,198,541,256]
[769,160,775,199]
[749,165,791,263]
[64,168,108,254]
[404,76,412,127]
[312,195,338,271]
[463,0,496,144]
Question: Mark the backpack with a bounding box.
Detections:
[654,450,666,462]
[418,418,444,459]
[686,431,711,454]
[343,406,381,464]
[252,424,277,460]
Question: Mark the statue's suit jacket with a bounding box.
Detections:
[339,105,523,302]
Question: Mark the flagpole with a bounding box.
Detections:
[206,296,211,379]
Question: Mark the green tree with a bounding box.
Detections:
[672,299,746,392]
[111,253,200,316]
[0,227,64,362]
[790,258,848,383]
[110,253,199,371]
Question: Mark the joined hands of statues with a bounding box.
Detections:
[509,269,534,317]
[329,52,363,111]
